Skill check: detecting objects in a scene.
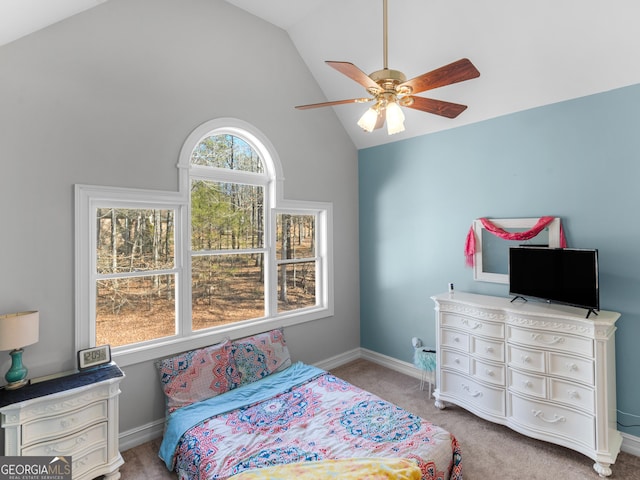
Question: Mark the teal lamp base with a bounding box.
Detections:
[5,348,29,390]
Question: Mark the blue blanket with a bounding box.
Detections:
[158,361,325,470]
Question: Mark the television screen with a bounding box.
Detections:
[508,247,599,315]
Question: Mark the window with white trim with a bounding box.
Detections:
[75,119,333,366]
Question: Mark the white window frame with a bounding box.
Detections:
[75,118,333,367]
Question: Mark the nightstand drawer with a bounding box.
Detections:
[72,443,109,480]
[22,400,108,447]
[22,421,107,456]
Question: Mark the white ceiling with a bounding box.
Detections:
[4,0,640,149]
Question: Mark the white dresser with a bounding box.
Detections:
[432,292,621,477]
[0,363,124,480]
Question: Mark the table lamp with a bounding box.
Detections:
[0,311,40,389]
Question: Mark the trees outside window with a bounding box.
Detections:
[76,119,333,366]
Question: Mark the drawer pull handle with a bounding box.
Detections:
[461,383,483,398]
[44,433,88,454]
[454,358,461,364]
[485,346,494,353]
[531,333,565,345]
[532,410,566,424]
[485,369,495,377]
[521,355,531,364]
[461,319,482,330]
[568,390,580,399]
[522,380,532,388]
[60,417,77,429]
[566,363,578,372]
[454,337,460,342]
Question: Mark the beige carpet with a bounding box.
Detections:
[120,359,640,479]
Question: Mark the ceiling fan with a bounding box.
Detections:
[295,0,480,135]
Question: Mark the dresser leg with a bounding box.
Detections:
[104,469,121,480]
[593,462,612,477]
[434,390,446,410]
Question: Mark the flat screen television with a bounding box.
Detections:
[508,246,599,318]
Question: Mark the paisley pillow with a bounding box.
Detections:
[157,339,240,413]
[232,329,291,385]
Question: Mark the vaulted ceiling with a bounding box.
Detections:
[4,0,640,149]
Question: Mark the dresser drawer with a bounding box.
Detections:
[22,421,107,456]
[472,337,504,362]
[472,358,505,386]
[509,369,546,399]
[441,348,469,373]
[440,370,505,417]
[548,353,594,385]
[508,345,545,373]
[441,313,504,339]
[508,326,593,357]
[22,400,108,447]
[441,328,469,352]
[509,393,595,450]
[549,378,594,412]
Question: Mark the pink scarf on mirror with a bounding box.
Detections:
[465,216,567,267]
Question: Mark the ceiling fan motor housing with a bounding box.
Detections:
[369,69,409,93]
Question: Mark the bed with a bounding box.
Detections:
[157,329,462,480]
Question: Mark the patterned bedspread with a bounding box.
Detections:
[159,363,462,480]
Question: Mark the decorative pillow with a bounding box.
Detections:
[231,328,292,385]
[157,339,240,413]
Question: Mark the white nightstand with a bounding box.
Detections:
[0,363,125,480]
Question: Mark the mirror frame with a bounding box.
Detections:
[473,217,561,284]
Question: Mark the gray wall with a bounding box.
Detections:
[0,0,359,439]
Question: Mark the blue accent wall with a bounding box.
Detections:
[359,83,640,437]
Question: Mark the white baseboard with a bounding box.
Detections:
[119,418,165,452]
[314,347,361,371]
[360,347,428,380]
[119,347,639,459]
[621,432,640,457]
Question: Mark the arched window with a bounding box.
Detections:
[76,119,333,366]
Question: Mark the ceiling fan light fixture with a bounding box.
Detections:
[357,105,380,132]
[295,0,479,136]
[385,100,405,135]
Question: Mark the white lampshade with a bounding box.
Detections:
[0,311,40,351]
[357,107,380,133]
[385,101,405,135]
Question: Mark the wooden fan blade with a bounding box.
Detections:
[404,96,468,118]
[295,98,372,110]
[326,61,381,91]
[400,58,480,95]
